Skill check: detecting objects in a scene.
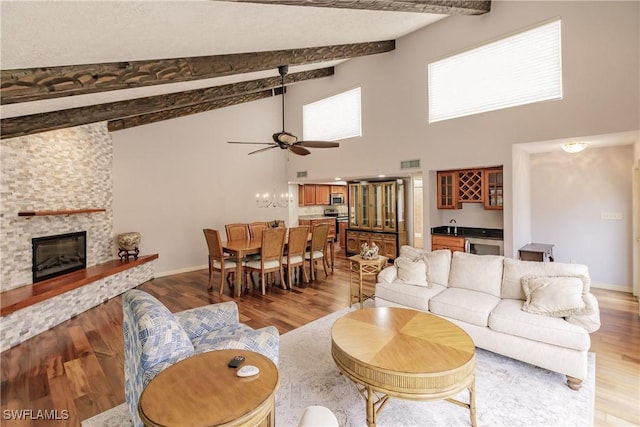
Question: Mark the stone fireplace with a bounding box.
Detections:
[0,123,156,352]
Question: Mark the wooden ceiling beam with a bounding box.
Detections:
[108,90,274,132]
[1,40,393,105]
[0,68,333,139]
[2,69,329,139]
[216,0,491,15]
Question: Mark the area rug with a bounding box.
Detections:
[83,306,595,426]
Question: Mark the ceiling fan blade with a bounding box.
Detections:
[289,145,311,156]
[249,145,278,155]
[228,141,274,145]
[296,141,340,148]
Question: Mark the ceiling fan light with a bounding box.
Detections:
[562,142,588,153]
[276,132,298,144]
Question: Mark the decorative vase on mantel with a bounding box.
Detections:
[117,232,141,262]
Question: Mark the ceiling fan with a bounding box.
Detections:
[227,65,340,156]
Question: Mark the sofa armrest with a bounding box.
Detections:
[565,292,601,333]
[377,265,398,284]
[174,301,240,340]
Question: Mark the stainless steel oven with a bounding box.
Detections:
[465,237,504,256]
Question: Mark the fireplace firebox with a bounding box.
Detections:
[32,231,87,283]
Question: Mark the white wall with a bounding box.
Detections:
[112,97,291,276]
[530,145,634,290]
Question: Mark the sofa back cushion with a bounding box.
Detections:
[422,249,452,287]
[502,258,590,300]
[448,252,504,297]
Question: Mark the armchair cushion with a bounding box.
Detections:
[174,301,239,340]
[130,291,195,371]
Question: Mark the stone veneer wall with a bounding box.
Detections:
[0,123,113,291]
[0,261,155,351]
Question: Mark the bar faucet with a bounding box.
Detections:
[449,219,457,235]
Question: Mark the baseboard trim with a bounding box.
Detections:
[156,264,207,278]
[591,282,632,293]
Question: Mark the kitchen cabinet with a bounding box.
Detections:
[483,168,503,210]
[346,179,407,259]
[436,166,503,210]
[436,171,460,209]
[338,221,348,249]
[330,185,347,199]
[298,184,331,206]
[431,235,465,253]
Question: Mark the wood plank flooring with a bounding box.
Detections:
[1,251,638,426]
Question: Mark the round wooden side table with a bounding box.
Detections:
[138,349,278,426]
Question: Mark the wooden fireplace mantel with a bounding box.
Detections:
[18,208,106,217]
[0,254,158,317]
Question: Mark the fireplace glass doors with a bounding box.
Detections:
[32,231,87,282]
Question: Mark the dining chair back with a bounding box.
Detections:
[244,228,287,295]
[283,226,310,286]
[225,223,249,241]
[203,229,237,295]
[249,222,269,241]
[305,223,330,281]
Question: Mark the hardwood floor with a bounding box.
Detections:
[1,251,638,426]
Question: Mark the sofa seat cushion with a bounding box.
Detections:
[489,299,590,351]
[192,324,280,364]
[448,252,504,297]
[429,288,500,327]
[375,281,446,311]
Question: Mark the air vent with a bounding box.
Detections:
[297,171,308,178]
[400,159,420,169]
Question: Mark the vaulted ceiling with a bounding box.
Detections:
[0,0,490,139]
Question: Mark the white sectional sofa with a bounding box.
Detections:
[375,247,601,390]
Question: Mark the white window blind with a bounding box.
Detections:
[303,87,361,141]
[428,19,562,123]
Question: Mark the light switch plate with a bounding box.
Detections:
[601,211,623,220]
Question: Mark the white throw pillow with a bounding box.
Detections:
[521,275,593,317]
[399,245,424,262]
[394,256,429,287]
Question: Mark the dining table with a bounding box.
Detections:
[222,231,324,297]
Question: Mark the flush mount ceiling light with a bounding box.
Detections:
[561,142,589,153]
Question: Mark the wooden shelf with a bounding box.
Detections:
[18,208,106,217]
[0,254,158,317]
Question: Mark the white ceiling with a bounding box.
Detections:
[0,0,446,117]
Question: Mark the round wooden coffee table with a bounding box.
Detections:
[138,349,278,426]
[331,307,476,427]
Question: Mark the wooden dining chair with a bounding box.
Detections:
[249,222,269,241]
[244,228,286,295]
[304,223,330,281]
[283,226,310,287]
[225,223,249,241]
[203,229,238,295]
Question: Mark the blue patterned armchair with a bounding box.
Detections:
[122,289,279,427]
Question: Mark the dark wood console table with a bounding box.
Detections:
[518,243,554,262]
